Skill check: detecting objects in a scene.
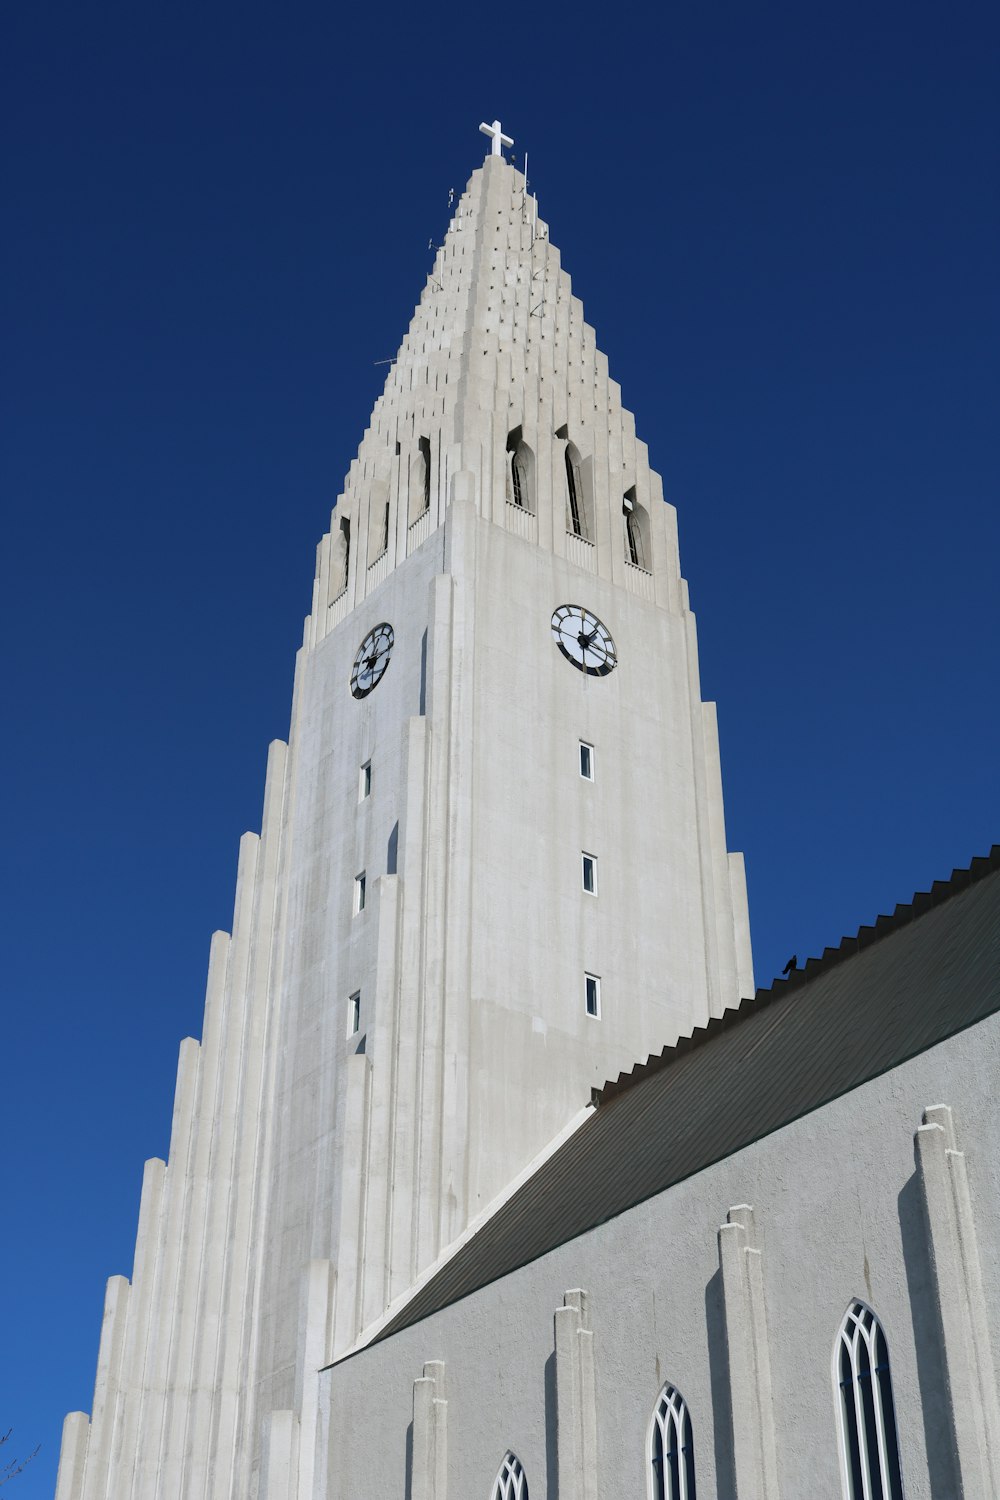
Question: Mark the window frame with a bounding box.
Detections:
[491,1451,528,1500]
[354,871,367,915]
[582,852,597,895]
[579,741,595,781]
[648,1383,697,1500]
[585,972,601,1019]
[347,991,361,1038]
[833,1301,905,1500]
[360,761,372,800]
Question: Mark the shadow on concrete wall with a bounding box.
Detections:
[419,629,428,716]
[705,1267,737,1497]
[404,1418,413,1500]
[544,1349,558,1497]
[898,1172,961,1497]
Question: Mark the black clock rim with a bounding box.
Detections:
[350,622,394,699]
[553,637,616,676]
[550,605,617,676]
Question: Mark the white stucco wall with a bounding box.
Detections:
[319,1008,1000,1499]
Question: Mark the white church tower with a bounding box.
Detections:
[56,124,753,1500]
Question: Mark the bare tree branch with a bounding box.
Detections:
[0,1430,40,1488]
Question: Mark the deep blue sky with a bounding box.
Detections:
[3,2,998,1491]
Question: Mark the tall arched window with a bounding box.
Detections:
[408,437,431,525]
[565,443,590,539]
[834,1302,904,1500]
[649,1384,696,1500]
[368,480,391,562]
[491,1451,528,1500]
[332,515,350,597]
[624,489,651,571]
[505,427,534,512]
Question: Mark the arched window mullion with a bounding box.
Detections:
[868,1323,896,1500]
[851,1319,876,1500]
[492,1450,528,1500]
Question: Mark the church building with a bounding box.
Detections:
[56,123,1000,1500]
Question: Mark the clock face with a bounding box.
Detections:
[550,605,618,677]
[350,622,394,699]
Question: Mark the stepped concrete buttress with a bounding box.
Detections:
[56,152,753,1500]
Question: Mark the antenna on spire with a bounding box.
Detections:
[479,118,514,157]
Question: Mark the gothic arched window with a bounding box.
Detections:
[649,1384,696,1500]
[565,442,590,539]
[505,427,534,512]
[834,1302,904,1500]
[491,1451,528,1500]
[624,489,651,571]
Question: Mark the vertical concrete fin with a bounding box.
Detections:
[211,739,289,1496]
[158,932,230,1499]
[55,1412,90,1500]
[112,1156,166,1498]
[185,829,260,1498]
[80,1275,130,1500]
[728,852,755,1000]
[127,1040,200,1496]
[387,716,429,1302]
[718,1206,780,1500]
[259,1411,300,1500]
[413,573,456,1271]
[294,1259,336,1500]
[554,1290,598,1500]
[362,872,401,1330]
[332,1052,373,1354]
[411,1361,447,1500]
[916,1104,1000,1498]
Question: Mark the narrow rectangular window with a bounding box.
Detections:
[585,973,601,1018]
[582,853,597,894]
[354,872,366,914]
[579,741,594,780]
[347,992,361,1037]
[360,761,371,799]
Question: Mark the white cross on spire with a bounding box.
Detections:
[479,118,514,158]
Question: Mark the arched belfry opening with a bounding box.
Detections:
[560,430,593,541]
[506,426,534,512]
[408,436,432,526]
[368,480,391,562]
[624,487,651,571]
[331,514,350,599]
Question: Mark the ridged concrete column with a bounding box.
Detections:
[54,1412,89,1500]
[80,1274,129,1500]
[259,1410,299,1500]
[295,1259,336,1500]
[554,1289,598,1500]
[915,1103,1000,1497]
[411,1360,447,1500]
[718,1205,780,1500]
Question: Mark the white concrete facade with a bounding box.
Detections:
[56,152,752,1499]
[316,1008,1000,1500]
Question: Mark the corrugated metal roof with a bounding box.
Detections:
[369,848,1000,1347]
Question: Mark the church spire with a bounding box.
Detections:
[307,138,683,652]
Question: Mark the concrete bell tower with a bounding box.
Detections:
[56,134,753,1500]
